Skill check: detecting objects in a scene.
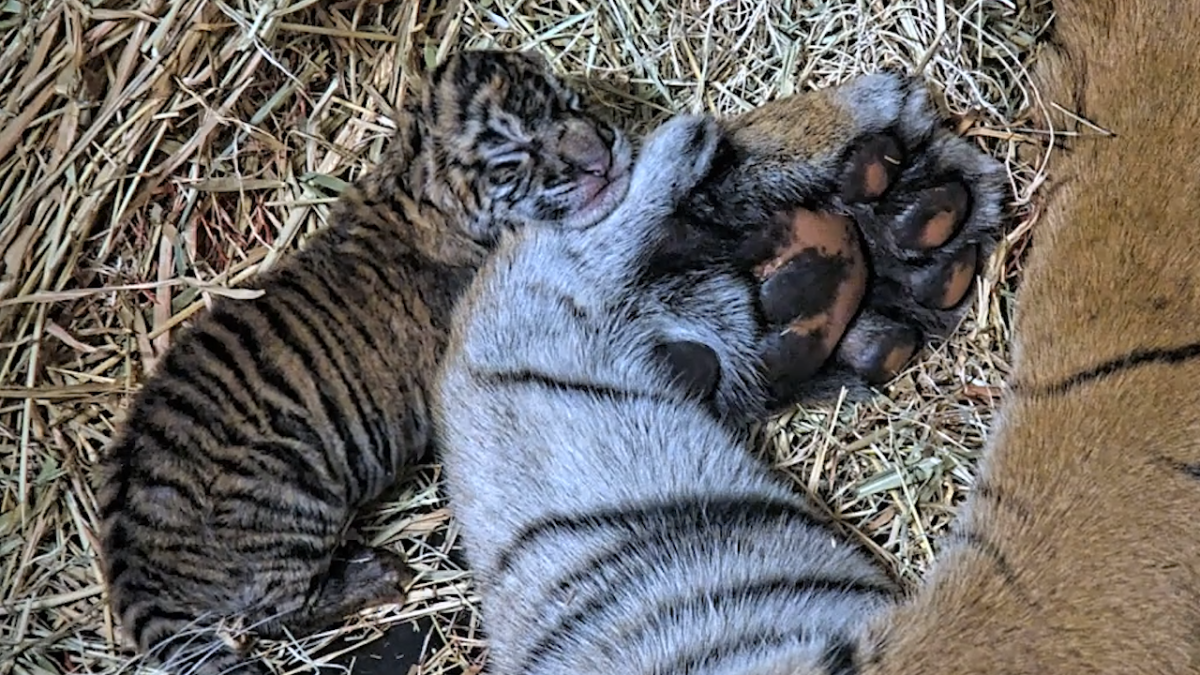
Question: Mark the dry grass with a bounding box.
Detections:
[0,1,1055,673]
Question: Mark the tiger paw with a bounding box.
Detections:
[733,74,1006,410]
[300,544,414,631]
[836,124,1004,387]
[332,544,415,605]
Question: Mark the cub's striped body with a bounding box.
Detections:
[96,49,633,675]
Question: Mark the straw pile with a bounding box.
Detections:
[0,1,1054,673]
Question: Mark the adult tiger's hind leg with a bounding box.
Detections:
[688,73,1006,410]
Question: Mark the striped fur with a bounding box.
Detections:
[445,2,1200,673]
[95,49,633,675]
[851,1,1200,673]
[435,72,1005,672]
[436,115,890,675]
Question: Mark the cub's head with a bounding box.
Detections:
[422,49,633,242]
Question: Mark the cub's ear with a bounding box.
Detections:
[654,341,721,402]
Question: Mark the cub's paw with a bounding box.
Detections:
[742,76,1005,409]
[332,544,415,605]
[301,544,414,630]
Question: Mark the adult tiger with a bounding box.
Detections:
[857,1,1200,672]
[435,2,1200,674]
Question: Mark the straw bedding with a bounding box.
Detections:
[0,1,1053,673]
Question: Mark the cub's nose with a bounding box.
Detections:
[559,119,613,177]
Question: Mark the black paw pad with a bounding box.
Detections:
[895,182,971,250]
[759,250,857,327]
[656,341,721,401]
[762,330,832,403]
[839,319,920,384]
[755,209,867,326]
[912,244,979,310]
[841,134,904,203]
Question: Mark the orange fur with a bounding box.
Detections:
[861,2,1200,673]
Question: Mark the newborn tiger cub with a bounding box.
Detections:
[95,50,636,675]
[436,74,1004,675]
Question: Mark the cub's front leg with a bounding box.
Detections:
[682,73,1007,411]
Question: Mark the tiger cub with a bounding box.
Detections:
[95,50,636,675]
[435,73,1004,675]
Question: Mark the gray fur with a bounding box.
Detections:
[436,115,896,675]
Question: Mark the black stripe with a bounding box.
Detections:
[125,418,211,501]
[208,309,306,406]
[128,606,201,647]
[257,401,347,491]
[216,482,327,524]
[472,367,675,408]
[124,439,208,514]
[201,458,333,528]
[269,288,388,475]
[385,265,419,320]
[185,361,256,429]
[451,59,479,126]
[406,116,424,158]
[191,324,246,386]
[1151,454,1200,480]
[206,453,259,483]
[972,480,1036,525]
[865,637,888,667]
[254,294,329,371]
[253,301,372,491]
[261,400,323,448]
[150,380,238,448]
[104,552,130,585]
[658,625,811,675]
[281,270,386,356]
[181,330,258,424]
[529,281,591,321]
[245,439,344,508]
[232,534,329,562]
[621,576,892,645]
[1016,341,1200,397]
[122,557,223,598]
[132,416,201,469]
[950,528,1023,590]
[350,249,411,298]
[208,311,331,450]
[495,495,824,575]
[823,636,861,675]
[158,538,218,559]
[220,477,340,533]
[119,501,198,536]
[517,574,890,675]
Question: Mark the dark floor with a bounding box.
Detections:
[326,616,445,675]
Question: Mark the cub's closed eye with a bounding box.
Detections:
[487,154,529,185]
[491,167,519,185]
